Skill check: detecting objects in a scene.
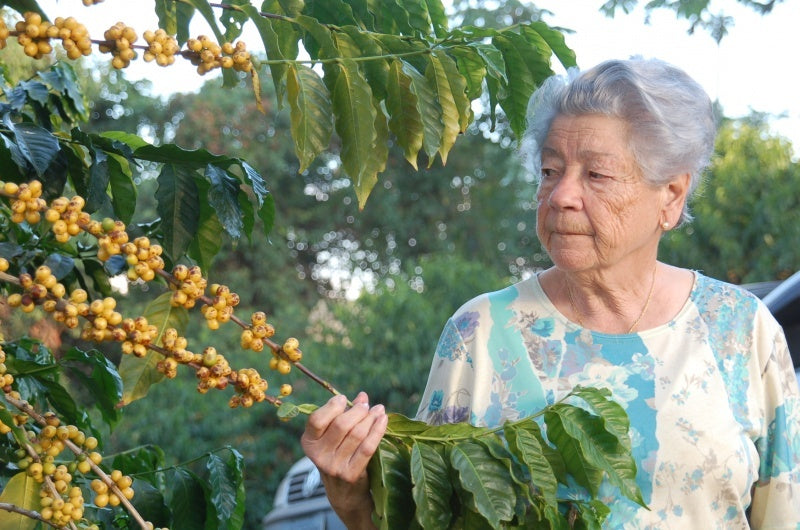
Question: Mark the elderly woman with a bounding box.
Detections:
[301,57,800,528]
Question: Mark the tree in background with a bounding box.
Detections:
[0,0,797,528]
[660,115,800,283]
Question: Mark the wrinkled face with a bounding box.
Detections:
[536,114,667,273]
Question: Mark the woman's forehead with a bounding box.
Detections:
[543,115,633,160]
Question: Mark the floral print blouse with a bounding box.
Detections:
[415,272,800,529]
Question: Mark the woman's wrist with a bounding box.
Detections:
[330,491,377,529]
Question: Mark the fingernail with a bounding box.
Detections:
[371,404,385,414]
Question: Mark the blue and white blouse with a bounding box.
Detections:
[416,272,800,529]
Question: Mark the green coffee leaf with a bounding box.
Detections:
[385,412,432,438]
[369,438,415,530]
[449,45,487,100]
[569,386,632,451]
[129,479,171,528]
[411,442,453,528]
[206,449,246,530]
[60,348,123,428]
[167,468,209,530]
[574,499,612,530]
[286,64,333,173]
[546,404,644,506]
[386,59,424,169]
[524,21,578,70]
[402,60,442,165]
[504,421,558,504]
[493,29,552,139]
[0,472,40,530]
[245,1,299,106]
[107,152,137,224]
[206,164,245,241]
[449,440,516,527]
[188,177,224,271]
[119,292,189,405]
[543,407,604,496]
[329,60,380,209]
[4,117,60,177]
[156,163,201,259]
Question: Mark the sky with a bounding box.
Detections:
[35,0,800,148]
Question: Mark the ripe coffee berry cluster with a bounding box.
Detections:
[143,28,180,66]
[90,469,134,508]
[120,316,160,358]
[229,367,270,408]
[6,180,46,225]
[201,283,240,330]
[240,311,276,353]
[187,35,253,75]
[170,264,208,308]
[45,195,90,243]
[195,346,234,394]
[11,413,102,525]
[0,344,15,391]
[14,11,56,59]
[99,21,138,69]
[52,16,94,60]
[40,484,85,526]
[5,265,67,318]
[122,236,166,282]
[80,296,124,343]
[267,337,303,377]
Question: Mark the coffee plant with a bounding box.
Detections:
[0,1,644,528]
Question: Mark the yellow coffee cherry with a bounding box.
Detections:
[94,493,109,507]
[282,337,302,362]
[276,359,291,375]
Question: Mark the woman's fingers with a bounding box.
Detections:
[303,394,350,441]
[301,392,388,482]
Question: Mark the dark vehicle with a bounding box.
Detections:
[263,272,800,529]
[262,456,345,530]
[758,270,800,385]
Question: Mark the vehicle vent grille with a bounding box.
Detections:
[287,470,326,503]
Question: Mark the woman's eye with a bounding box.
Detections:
[541,168,556,178]
[588,171,608,180]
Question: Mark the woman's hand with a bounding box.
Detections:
[301,391,388,529]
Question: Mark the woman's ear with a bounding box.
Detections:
[662,172,691,223]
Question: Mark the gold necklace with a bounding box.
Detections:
[566,264,658,334]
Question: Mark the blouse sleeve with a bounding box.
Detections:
[748,317,800,528]
[415,317,477,426]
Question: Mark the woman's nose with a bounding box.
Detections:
[544,171,583,209]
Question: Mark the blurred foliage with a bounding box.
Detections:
[660,116,800,283]
[600,0,785,42]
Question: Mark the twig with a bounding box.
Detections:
[3,395,150,530]
[0,503,61,528]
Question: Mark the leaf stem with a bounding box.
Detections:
[0,502,61,528]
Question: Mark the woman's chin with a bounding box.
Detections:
[547,252,595,272]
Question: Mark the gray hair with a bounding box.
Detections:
[522,57,717,226]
